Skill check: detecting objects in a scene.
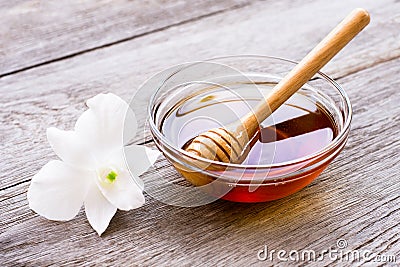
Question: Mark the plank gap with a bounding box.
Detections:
[0,2,249,79]
[333,53,400,80]
[0,179,30,193]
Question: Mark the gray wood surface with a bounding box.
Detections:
[1,0,399,266]
[0,0,247,76]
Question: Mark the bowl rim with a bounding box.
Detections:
[148,55,352,170]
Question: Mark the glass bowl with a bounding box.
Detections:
[148,56,351,203]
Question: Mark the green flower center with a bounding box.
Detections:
[97,167,119,185]
[106,171,117,182]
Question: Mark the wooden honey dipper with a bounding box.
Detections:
[185,8,370,163]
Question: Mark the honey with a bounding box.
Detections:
[156,80,341,202]
[149,56,351,203]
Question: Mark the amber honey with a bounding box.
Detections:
[159,81,341,202]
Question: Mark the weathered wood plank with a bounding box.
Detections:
[0,0,248,76]
[1,57,399,266]
[1,0,400,266]
[1,0,399,191]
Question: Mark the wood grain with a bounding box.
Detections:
[0,0,248,76]
[1,0,399,266]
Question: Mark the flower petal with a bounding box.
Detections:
[84,184,117,236]
[95,167,145,211]
[47,127,96,168]
[124,144,161,177]
[27,160,93,221]
[74,93,137,161]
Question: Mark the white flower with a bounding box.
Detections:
[27,93,160,235]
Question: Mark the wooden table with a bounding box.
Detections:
[1,0,399,266]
